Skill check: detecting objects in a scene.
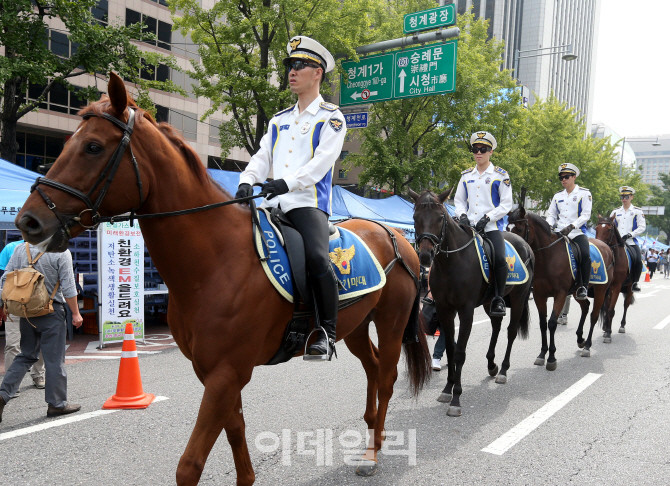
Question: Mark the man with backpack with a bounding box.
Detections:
[1,240,46,392]
[0,243,83,422]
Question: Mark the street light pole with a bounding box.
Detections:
[513,44,577,81]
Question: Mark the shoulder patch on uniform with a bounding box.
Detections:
[328,118,344,132]
[634,206,642,209]
[461,167,474,175]
[274,105,294,118]
[320,102,338,111]
[503,179,510,186]
[580,187,590,192]
[494,166,507,175]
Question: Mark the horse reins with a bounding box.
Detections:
[30,107,265,235]
[414,204,476,257]
[509,217,567,252]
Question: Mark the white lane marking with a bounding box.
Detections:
[454,318,489,333]
[66,355,121,360]
[481,373,602,455]
[637,290,660,299]
[0,396,169,442]
[653,314,670,330]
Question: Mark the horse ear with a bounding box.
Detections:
[408,189,420,202]
[438,187,452,203]
[107,72,128,116]
[519,186,527,208]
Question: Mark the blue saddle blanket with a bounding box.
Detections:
[566,240,609,284]
[254,209,386,303]
[474,235,529,285]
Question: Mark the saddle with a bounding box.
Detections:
[565,238,609,287]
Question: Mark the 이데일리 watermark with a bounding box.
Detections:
[254,428,416,466]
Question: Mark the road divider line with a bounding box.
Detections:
[653,314,670,330]
[481,373,602,455]
[0,396,169,442]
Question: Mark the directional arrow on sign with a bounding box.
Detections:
[351,91,378,100]
[398,69,407,93]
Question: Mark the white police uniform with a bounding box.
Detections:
[454,164,513,231]
[239,96,346,215]
[610,187,646,245]
[546,185,592,238]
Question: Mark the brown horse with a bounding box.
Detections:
[594,215,636,340]
[411,190,534,417]
[14,73,431,485]
[508,207,614,365]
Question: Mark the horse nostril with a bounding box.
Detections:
[18,213,43,235]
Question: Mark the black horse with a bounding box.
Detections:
[411,190,534,417]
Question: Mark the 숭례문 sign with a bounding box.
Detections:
[393,41,457,99]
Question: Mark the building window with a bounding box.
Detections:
[126,9,172,51]
[457,0,467,16]
[14,131,64,172]
[92,0,108,25]
[472,0,481,18]
[485,0,495,38]
[209,120,221,145]
[340,151,349,160]
[171,69,198,98]
[170,109,198,141]
[155,104,169,123]
[338,169,347,179]
[26,82,86,115]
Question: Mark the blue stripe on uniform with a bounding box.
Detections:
[632,216,638,232]
[578,198,583,217]
[462,181,468,209]
[497,219,504,231]
[491,180,501,207]
[271,124,279,154]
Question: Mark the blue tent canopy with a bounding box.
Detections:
[0,159,40,229]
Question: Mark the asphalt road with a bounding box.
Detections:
[1,279,670,485]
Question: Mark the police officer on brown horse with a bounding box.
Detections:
[454,131,513,316]
[235,36,346,360]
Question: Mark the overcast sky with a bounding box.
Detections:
[591,0,670,137]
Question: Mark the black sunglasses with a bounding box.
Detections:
[558,174,573,181]
[471,146,490,154]
[621,195,631,200]
[288,60,321,71]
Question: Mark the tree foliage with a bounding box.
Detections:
[0,0,181,162]
[647,173,670,238]
[171,0,386,158]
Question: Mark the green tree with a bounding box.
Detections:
[347,9,521,194]
[171,0,384,158]
[647,173,670,237]
[0,0,181,163]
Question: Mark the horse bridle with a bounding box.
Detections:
[597,220,618,248]
[31,108,144,237]
[414,206,476,256]
[509,216,566,252]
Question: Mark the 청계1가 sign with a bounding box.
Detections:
[394,41,457,99]
[404,4,456,34]
[340,53,394,106]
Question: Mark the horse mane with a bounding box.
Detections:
[78,96,211,186]
[598,215,625,247]
[508,208,554,236]
[413,191,447,213]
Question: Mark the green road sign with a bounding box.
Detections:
[393,41,457,99]
[403,5,456,34]
[340,53,394,107]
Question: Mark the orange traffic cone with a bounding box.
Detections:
[645,272,651,282]
[103,323,155,409]
[434,329,441,336]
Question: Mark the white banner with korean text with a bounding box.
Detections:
[98,222,145,345]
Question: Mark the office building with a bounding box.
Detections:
[629,136,670,188]
[591,122,637,173]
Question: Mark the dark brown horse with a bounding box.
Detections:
[14,73,432,485]
[594,215,636,340]
[411,190,534,417]
[508,207,614,364]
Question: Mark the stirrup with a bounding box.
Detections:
[303,327,337,361]
[575,286,588,300]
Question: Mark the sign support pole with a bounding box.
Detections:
[336,27,460,59]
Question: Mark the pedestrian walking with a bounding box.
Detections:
[658,251,667,277]
[0,240,45,393]
[0,243,83,423]
[647,250,658,279]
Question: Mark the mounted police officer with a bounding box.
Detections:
[454,131,513,316]
[235,36,346,361]
[610,186,646,291]
[546,163,592,300]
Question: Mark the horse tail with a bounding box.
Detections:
[517,288,531,340]
[403,292,432,397]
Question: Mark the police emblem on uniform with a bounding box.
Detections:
[329,118,343,132]
[289,37,301,51]
[477,132,486,139]
[573,196,577,201]
[560,163,568,170]
[301,122,311,134]
[503,179,510,186]
[329,245,355,274]
[485,177,491,184]
[589,195,592,201]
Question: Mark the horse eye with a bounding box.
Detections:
[86,143,102,154]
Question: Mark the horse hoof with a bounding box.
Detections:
[437,393,452,403]
[546,360,557,371]
[603,337,612,344]
[355,461,378,477]
[488,365,499,377]
[577,340,585,349]
[495,375,507,385]
[581,348,591,357]
[619,327,626,333]
[534,358,545,366]
[447,406,462,417]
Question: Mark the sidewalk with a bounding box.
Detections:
[0,324,175,374]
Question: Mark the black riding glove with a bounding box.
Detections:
[622,233,632,241]
[560,224,575,236]
[459,213,470,226]
[235,183,252,201]
[262,179,289,200]
[475,215,490,233]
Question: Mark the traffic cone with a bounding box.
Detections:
[103,323,155,409]
[434,329,440,336]
[645,272,651,282]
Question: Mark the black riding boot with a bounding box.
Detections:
[574,235,590,300]
[630,245,643,291]
[490,262,507,317]
[304,267,338,361]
